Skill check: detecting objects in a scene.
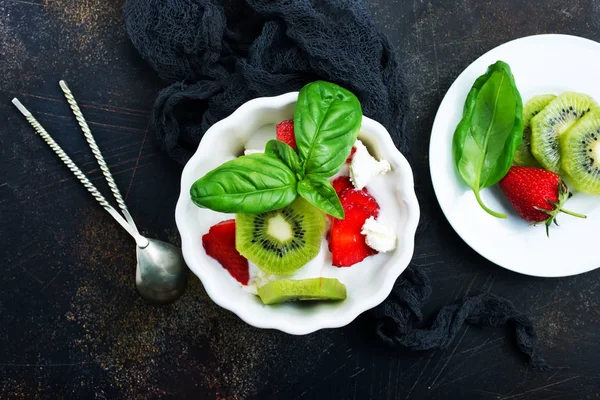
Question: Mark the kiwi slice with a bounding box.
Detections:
[560,108,600,194]
[530,92,596,172]
[257,278,347,305]
[236,198,326,274]
[513,94,556,167]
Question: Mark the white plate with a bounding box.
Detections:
[430,34,600,278]
[176,92,420,334]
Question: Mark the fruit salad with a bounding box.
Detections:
[191,81,400,305]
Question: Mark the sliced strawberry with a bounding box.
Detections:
[332,176,353,195]
[329,205,377,267]
[276,119,296,149]
[340,189,379,217]
[345,146,357,163]
[202,219,249,285]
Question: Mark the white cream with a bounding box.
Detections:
[349,139,391,190]
[361,217,397,252]
[242,266,276,295]
[244,149,263,155]
[244,124,274,151]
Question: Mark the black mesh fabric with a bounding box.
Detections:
[124,0,547,368]
[124,0,409,164]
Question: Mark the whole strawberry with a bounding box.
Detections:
[499,167,586,236]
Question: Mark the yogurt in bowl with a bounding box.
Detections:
[175,86,419,334]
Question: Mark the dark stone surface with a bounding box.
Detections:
[1,0,599,398]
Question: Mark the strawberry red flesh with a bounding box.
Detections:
[339,189,380,218]
[329,205,377,267]
[328,180,380,265]
[275,119,296,149]
[345,146,357,163]
[499,166,586,235]
[332,176,354,195]
[499,167,559,222]
[202,219,249,285]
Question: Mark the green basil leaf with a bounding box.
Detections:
[190,153,297,214]
[264,140,301,177]
[452,60,523,218]
[297,176,344,219]
[295,81,362,177]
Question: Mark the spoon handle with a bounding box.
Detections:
[58,80,140,236]
[12,98,149,248]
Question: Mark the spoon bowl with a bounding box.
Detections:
[136,238,188,304]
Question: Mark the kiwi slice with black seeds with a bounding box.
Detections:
[560,107,600,195]
[236,198,326,275]
[513,94,556,167]
[530,92,596,172]
[257,278,347,305]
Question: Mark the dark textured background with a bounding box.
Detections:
[1,0,599,399]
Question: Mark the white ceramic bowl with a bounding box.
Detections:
[175,92,420,334]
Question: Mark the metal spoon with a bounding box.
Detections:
[12,83,188,304]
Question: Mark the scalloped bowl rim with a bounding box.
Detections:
[175,92,420,334]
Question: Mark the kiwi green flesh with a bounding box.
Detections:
[257,278,347,305]
[530,92,596,172]
[513,94,556,167]
[236,198,326,275]
[560,108,600,194]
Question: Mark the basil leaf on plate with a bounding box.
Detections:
[190,153,298,214]
[295,81,362,177]
[297,176,344,219]
[452,61,523,218]
[265,139,302,178]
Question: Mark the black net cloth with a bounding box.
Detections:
[124,0,548,368]
[124,0,409,164]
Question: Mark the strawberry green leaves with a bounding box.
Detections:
[190,81,361,217]
[452,61,523,218]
